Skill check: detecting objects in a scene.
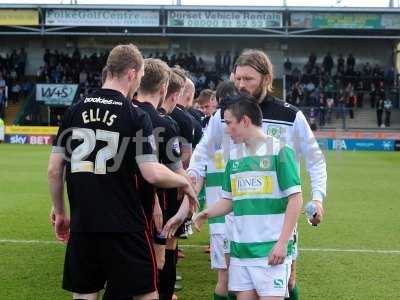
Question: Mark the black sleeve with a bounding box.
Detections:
[192,119,203,149]
[160,122,182,171]
[52,106,72,153]
[179,113,194,148]
[133,109,158,164]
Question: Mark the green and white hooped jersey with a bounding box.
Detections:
[205,149,226,234]
[221,137,301,267]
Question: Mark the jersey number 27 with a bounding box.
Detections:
[71,128,119,175]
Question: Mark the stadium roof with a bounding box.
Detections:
[0,4,400,12]
[1,4,400,39]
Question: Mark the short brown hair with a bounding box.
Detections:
[197,89,214,105]
[106,44,143,78]
[226,94,262,127]
[234,49,274,94]
[166,67,186,99]
[138,58,170,94]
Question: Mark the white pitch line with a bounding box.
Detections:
[0,239,59,245]
[1,240,400,255]
[299,248,400,254]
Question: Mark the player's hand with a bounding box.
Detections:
[182,183,199,212]
[153,194,163,233]
[54,213,70,244]
[192,211,208,232]
[162,213,186,239]
[49,206,56,226]
[268,241,287,265]
[309,200,324,225]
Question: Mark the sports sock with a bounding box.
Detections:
[159,249,177,300]
[214,293,228,300]
[286,285,299,300]
[227,293,236,300]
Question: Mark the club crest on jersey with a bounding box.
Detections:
[172,138,181,157]
[260,158,271,169]
[267,126,282,138]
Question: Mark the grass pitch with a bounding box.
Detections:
[0,144,399,299]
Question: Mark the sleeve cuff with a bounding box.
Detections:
[221,190,232,200]
[136,154,158,165]
[166,160,183,172]
[186,168,205,182]
[312,191,325,202]
[181,143,192,150]
[282,185,302,197]
[52,146,65,154]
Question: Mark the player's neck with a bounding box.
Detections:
[102,80,130,98]
[136,93,159,109]
[244,127,267,153]
[161,102,172,114]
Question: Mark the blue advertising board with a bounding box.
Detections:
[317,138,396,151]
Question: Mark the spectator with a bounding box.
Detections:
[21,79,32,97]
[0,89,5,118]
[214,51,221,74]
[284,58,292,73]
[336,89,346,120]
[376,97,384,127]
[369,83,377,108]
[323,52,334,74]
[384,97,392,127]
[79,69,88,85]
[326,94,334,124]
[290,81,303,106]
[318,93,326,126]
[347,92,356,119]
[355,79,364,108]
[222,51,231,73]
[309,107,317,130]
[347,53,356,69]
[308,52,317,66]
[337,54,345,73]
[0,116,4,143]
[10,80,21,104]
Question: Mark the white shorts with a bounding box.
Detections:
[210,234,227,269]
[223,214,234,254]
[228,263,291,297]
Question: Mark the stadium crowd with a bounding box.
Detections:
[2,47,396,129]
[0,48,33,118]
[37,49,234,97]
[284,53,396,127]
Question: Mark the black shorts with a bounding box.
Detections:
[157,189,184,239]
[63,231,157,299]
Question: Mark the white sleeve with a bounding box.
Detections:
[294,111,327,202]
[188,109,223,178]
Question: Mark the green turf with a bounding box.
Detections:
[0,144,399,299]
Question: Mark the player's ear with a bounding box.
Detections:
[242,115,251,128]
[160,81,167,97]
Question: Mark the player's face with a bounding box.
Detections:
[200,98,217,117]
[224,110,245,144]
[234,65,264,98]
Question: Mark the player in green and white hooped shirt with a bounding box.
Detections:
[194,97,303,300]
[195,81,238,300]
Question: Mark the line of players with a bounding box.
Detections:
[48,43,326,300]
